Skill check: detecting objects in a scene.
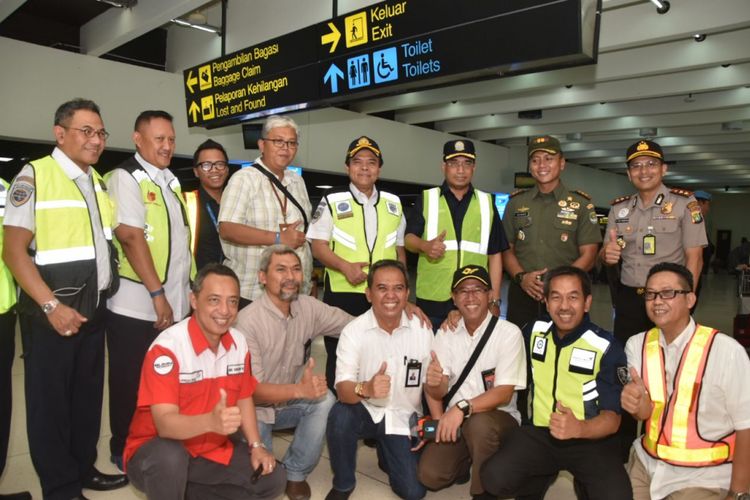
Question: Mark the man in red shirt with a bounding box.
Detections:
[124,263,285,499]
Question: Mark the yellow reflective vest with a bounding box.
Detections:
[0,179,17,314]
[641,325,736,466]
[528,320,612,426]
[416,187,492,302]
[107,162,196,283]
[324,188,402,294]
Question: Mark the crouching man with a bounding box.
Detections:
[123,264,286,499]
[419,265,526,499]
[326,260,433,500]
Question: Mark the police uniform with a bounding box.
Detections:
[481,317,632,499]
[503,183,601,328]
[4,148,118,499]
[0,178,17,482]
[105,153,195,464]
[307,136,406,391]
[605,184,707,345]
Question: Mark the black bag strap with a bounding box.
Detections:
[442,315,499,409]
[251,163,309,232]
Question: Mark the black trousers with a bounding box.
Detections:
[20,299,106,500]
[480,426,632,500]
[0,309,17,477]
[106,311,160,459]
[506,281,545,331]
[613,284,654,462]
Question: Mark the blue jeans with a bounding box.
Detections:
[327,402,425,500]
[256,391,335,482]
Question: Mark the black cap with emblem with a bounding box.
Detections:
[443,140,476,161]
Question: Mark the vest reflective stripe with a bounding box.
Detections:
[641,325,736,466]
[108,166,196,284]
[325,189,402,294]
[529,322,609,427]
[183,190,199,256]
[0,179,16,313]
[416,187,492,302]
[31,156,114,267]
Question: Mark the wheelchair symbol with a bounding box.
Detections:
[373,47,398,84]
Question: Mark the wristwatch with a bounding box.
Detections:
[354,382,369,399]
[728,491,750,500]
[456,399,472,418]
[514,272,526,285]
[489,298,501,308]
[250,441,266,450]
[41,299,60,314]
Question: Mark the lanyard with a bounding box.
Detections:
[205,202,218,230]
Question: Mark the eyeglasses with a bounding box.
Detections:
[262,137,299,149]
[196,160,228,171]
[63,126,110,140]
[644,289,691,301]
[445,159,475,169]
[628,159,662,171]
[454,286,489,297]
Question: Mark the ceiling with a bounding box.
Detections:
[1,0,749,195]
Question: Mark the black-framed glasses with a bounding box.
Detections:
[644,289,691,301]
[196,160,228,171]
[262,137,299,149]
[63,126,110,140]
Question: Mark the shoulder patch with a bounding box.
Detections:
[572,189,591,200]
[669,187,693,198]
[509,189,527,198]
[610,195,631,206]
[9,177,35,207]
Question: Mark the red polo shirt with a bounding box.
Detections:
[123,316,257,468]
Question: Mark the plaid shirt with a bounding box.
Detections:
[218,159,312,299]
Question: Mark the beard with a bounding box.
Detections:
[279,279,301,302]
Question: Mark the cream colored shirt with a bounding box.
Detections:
[626,319,750,499]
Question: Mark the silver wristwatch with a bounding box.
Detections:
[41,299,60,314]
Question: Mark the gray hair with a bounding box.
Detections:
[259,244,301,273]
[262,115,301,140]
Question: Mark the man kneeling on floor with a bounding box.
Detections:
[419,265,526,499]
[123,264,286,499]
[326,260,433,500]
[480,266,632,499]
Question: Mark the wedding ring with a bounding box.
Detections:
[64,330,72,336]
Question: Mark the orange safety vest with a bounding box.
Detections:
[183,190,199,256]
[641,324,736,467]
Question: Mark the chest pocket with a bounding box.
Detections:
[553,213,579,232]
[652,219,679,234]
[512,213,532,230]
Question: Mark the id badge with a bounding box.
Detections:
[481,368,495,392]
[405,359,422,388]
[643,233,656,255]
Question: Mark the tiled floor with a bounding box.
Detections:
[0,272,742,499]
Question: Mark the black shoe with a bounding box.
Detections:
[472,493,497,500]
[325,488,352,500]
[110,454,124,472]
[0,493,32,500]
[70,496,91,500]
[82,468,128,491]
[363,438,377,448]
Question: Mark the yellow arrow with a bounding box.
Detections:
[188,101,200,122]
[321,22,341,53]
[186,70,198,94]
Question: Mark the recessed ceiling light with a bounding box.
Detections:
[693,33,706,42]
[315,185,333,189]
[0,157,13,162]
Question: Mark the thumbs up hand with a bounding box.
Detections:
[280,220,306,248]
[549,401,583,440]
[603,228,623,265]
[426,351,444,388]
[367,362,391,399]
[621,367,652,419]
[211,388,242,435]
[299,358,328,400]
[424,230,447,260]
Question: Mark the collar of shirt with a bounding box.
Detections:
[254,157,295,186]
[363,308,411,335]
[548,314,598,347]
[256,291,299,320]
[134,152,175,185]
[51,147,91,181]
[658,317,696,351]
[531,181,567,201]
[349,182,379,205]
[455,310,493,340]
[635,183,669,210]
[198,184,221,208]
[440,181,474,202]
[187,315,235,355]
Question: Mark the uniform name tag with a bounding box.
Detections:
[179,370,203,383]
[532,336,547,360]
[405,359,422,388]
[569,348,596,371]
[227,364,244,376]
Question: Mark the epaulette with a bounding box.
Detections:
[669,187,693,198]
[509,189,527,198]
[610,195,631,206]
[572,189,591,200]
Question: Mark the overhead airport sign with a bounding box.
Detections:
[183,0,601,129]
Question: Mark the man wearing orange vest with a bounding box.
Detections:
[621,262,750,500]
